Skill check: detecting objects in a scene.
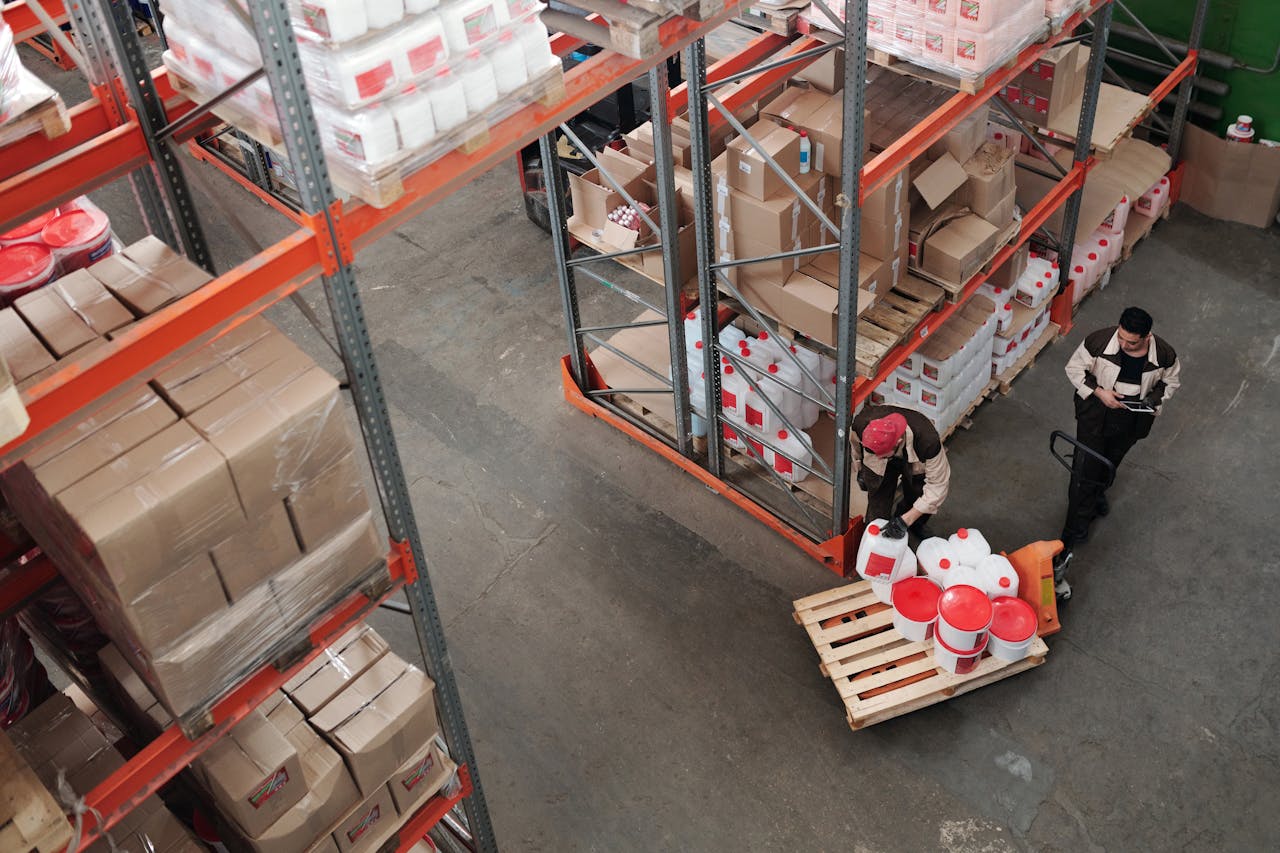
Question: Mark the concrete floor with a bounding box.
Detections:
[22,41,1280,852]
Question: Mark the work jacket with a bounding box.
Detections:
[851,405,951,516]
[1065,326,1181,436]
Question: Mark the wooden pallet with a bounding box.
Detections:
[867,47,1027,97]
[991,321,1059,395]
[1120,205,1170,262]
[792,581,1049,730]
[171,65,565,208]
[855,276,947,376]
[0,730,73,853]
[0,93,71,147]
[735,5,800,35]
[940,382,994,442]
[633,0,725,22]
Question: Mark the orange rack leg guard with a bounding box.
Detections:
[561,355,855,576]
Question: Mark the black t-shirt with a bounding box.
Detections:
[1116,351,1146,399]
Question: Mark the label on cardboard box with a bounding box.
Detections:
[197,709,305,839]
[333,785,395,853]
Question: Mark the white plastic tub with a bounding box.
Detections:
[892,576,942,642]
[936,584,993,650]
[933,630,988,675]
[988,595,1037,662]
[40,207,112,273]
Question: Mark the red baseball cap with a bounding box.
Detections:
[862,413,907,455]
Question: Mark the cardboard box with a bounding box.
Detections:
[88,255,175,316]
[197,709,306,838]
[212,499,302,600]
[188,363,350,516]
[309,653,439,795]
[51,270,134,334]
[803,95,854,176]
[717,178,816,250]
[795,46,844,94]
[154,329,311,417]
[736,271,870,348]
[567,160,652,230]
[1181,124,1280,228]
[623,123,655,162]
[989,241,1029,289]
[959,143,1016,215]
[1016,153,1126,236]
[100,642,173,730]
[727,121,801,201]
[922,215,999,285]
[863,172,909,225]
[717,228,804,283]
[122,235,182,271]
[1011,43,1082,126]
[927,109,987,164]
[759,87,826,129]
[284,625,390,717]
[0,308,55,381]
[981,189,1018,231]
[57,421,246,603]
[332,785,395,853]
[122,552,228,652]
[285,452,371,553]
[265,513,383,639]
[860,207,908,260]
[799,252,888,296]
[26,389,177,495]
[913,153,968,210]
[388,741,454,814]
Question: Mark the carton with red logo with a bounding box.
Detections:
[194,709,306,838]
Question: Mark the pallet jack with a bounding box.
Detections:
[1050,430,1118,600]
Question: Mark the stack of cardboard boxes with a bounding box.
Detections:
[189,627,455,853]
[10,693,203,853]
[0,317,385,724]
[1000,43,1085,130]
[0,235,213,391]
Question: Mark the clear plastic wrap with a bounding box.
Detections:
[805,0,1049,82]
[0,22,66,147]
[0,320,385,727]
[1043,0,1087,28]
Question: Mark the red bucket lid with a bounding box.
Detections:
[0,209,59,242]
[40,209,109,248]
[0,244,54,287]
[990,596,1037,642]
[937,585,993,632]
[892,576,942,622]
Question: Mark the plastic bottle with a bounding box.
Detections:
[855,519,912,582]
[459,50,498,114]
[429,68,468,130]
[993,300,1013,335]
[941,562,984,590]
[392,13,449,82]
[389,88,437,151]
[720,364,747,421]
[765,429,813,484]
[1226,114,1255,143]
[295,0,369,42]
[789,345,822,428]
[1069,264,1089,305]
[314,100,401,168]
[1103,195,1130,236]
[948,527,992,566]
[753,329,788,363]
[718,324,746,351]
[759,361,802,432]
[916,537,959,585]
[441,0,500,51]
[1134,180,1167,219]
[974,553,1020,599]
[491,31,528,95]
[798,130,811,174]
[738,346,772,381]
[516,19,555,77]
[721,422,746,452]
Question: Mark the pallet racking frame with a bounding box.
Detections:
[548,0,1209,576]
[1,1,743,850]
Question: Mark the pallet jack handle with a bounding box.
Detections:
[1050,430,1117,490]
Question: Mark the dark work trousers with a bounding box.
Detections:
[864,455,930,532]
[1060,405,1151,548]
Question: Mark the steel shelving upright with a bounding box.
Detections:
[550,0,1208,575]
[0,1,742,850]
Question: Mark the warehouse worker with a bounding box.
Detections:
[852,406,950,539]
[1056,306,1181,596]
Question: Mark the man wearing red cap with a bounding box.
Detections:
[852,404,951,538]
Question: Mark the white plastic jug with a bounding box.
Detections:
[683,308,703,353]
[759,361,802,429]
[459,50,498,113]
[752,329,788,363]
[1134,178,1168,218]
[975,553,1019,599]
[491,31,528,94]
[948,527,992,566]
[856,519,912,582]
[788,345,822,428]
[718,324,746,351]
[429,69,468,130]
[721,421,746,452]
[720,364,748,422]
[941,562,984,590]
[1103,194,1130,235]
[389,88,436,150]
[297,0,369,42]
[1091,230,1121,265]
[738,345,772,381]
[441,0,500,51]
[392,13,449,82]
[1069,263,1090,305]
[516,19,555,77]
[916,537,959,584]
[314,100,401,168]
[994,299,1014,335]
[765,429,813,484]
[365,0,406,31]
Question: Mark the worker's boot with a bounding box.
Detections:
[1095,494,1110,517]
[1052,551,1073,600]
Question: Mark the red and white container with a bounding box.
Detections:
[892,576,942,642]
[948,526,991,566]
[988,595,1038,662]
[936,584,993,650]
[974,553,1019,599]
[933,630,988,675]
[0,208,59,248]
[40,207,112,274]
[0,243,57,304]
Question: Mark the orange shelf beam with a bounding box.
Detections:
[2,0,67,42]
[66,544,414,851]
[392,764,473,852]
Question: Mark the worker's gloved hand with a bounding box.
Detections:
[884,516,909,539]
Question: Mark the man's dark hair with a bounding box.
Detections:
[1119,306,1153,336]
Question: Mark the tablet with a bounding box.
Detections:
[1120,399,1155,414]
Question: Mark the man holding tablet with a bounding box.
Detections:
[1056,307,1182,593]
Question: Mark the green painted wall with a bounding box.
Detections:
[1113,0,1280,138]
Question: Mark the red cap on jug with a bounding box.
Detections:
[939,558,951,570]
[868,524,880,535]
[686,310,696,320]
[759,331,769,341]
[999,577,1011,588]
[957,528,969,539]
[778,430,789,440]
[724,365,734,374]
[768,364,779,374]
